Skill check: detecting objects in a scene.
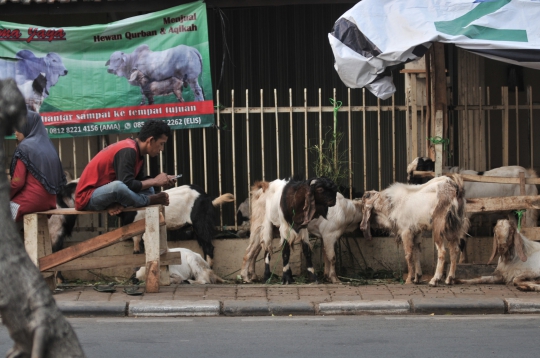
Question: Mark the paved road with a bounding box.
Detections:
[2,315,540,357]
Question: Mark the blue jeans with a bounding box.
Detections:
[84,180,154,211]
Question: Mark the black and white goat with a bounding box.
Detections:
[48,180,78,252]
[456,219,540,291]
[135,247,224,284]
[360,174,469,286]
[122,185,234,268]
[240,177,338,284]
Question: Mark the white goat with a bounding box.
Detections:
[135,247,224,284]
[407,157,538,228]
[456,219,540,291]
[360,174,469,286]
[307,193,363,283]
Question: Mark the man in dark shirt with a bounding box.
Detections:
[75,120,174,215]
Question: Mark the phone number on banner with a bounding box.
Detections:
[46,118,203,137]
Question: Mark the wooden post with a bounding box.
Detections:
[431,43,448,166]
[145,206,161,293]
[24,213,56,290]
[159,207,170,286]
[435,111,443,177]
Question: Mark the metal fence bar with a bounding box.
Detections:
[377,96,381,191]
[289,88,294,176]
[231,89,236,229]
[347,88,352,198]
[529,86,534,168]
[516,86,519,165]
[362,88,367,192]
[274,88,280,179]
[217,90,224,228]
[244,89,250,230]
[304,88,308,180]
[261,89,265,181]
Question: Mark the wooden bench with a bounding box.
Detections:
[23,205,181,293]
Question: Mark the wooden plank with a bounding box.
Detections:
[466,196,540,213]
[38,216,165,271]
[145,260,159,293]
[520,227,540,241]
[35,205,160,215]
[44,252,182,272]
[412,171,540,185]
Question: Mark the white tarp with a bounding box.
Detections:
[329,0,540,99]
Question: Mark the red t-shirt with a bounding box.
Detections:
[10,159,57,222]
[75,138,144,210]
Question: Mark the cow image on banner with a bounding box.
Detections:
[0,0,214,138]
[105,44,204,105]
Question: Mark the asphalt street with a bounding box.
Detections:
[2,315,540,358]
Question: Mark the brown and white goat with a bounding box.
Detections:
[129,69,185,105]
[360,174,469,286]
[240,177,338,284]
[456,219,540,291]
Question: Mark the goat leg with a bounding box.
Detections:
[263,251,272,282]
[445,240,460,285]
[281,241,294,285]
[454,275,504,285]
[302,241,318,284]
[429,241,447,287]
[514,276,540,292]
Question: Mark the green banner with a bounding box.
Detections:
[0,1,214,138]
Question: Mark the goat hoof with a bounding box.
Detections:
[428,279,439,287]
[445,277,455,285]
[133,250,141,255]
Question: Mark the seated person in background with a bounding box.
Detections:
[75,119,175,215]
[10,107,67,224]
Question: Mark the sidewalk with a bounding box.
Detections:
[52,282,540,317]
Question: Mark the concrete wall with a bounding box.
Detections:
[60,234,495,283]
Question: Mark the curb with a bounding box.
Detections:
[128,300,221,317]
[505,298,540,314]
[318,300,411,315]
[57,301,127,317]
[411,297,505,315]
[222,300,315,316]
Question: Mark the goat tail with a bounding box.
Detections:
[432,174,469,244]
[212,193,234,207]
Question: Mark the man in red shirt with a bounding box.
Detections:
[75,120,174,215]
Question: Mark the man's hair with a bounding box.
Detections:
[137,120,171,141]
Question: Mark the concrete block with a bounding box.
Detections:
[506,298,540,313]
[318,300,410,315]
[412,297,504,314]
[128,300,220,317]
[58,301,127,317]
[222,300,269,316]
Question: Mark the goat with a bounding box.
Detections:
[307,192,363,283]
[129,69,185,105]
[121,185,234,268]
[135,247,224,284]
[456,219,540,291]
[47,179,78,284]
[360,174,469,286]
[236,197,250,238]
[239,192,362,283]
[240,177,338,284]
[407,157,539,261]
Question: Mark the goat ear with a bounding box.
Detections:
[359,206,373,240]
[514,230,527,262]
[301,190,316,226]
[487,233,498,265]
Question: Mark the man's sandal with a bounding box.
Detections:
[123,286,144,296]
[93,283,116,293]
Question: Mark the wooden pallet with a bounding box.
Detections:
[23,205,179,293]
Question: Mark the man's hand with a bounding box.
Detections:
[154,172,174,187]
